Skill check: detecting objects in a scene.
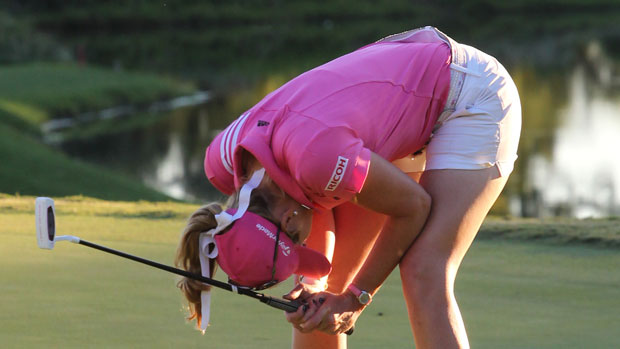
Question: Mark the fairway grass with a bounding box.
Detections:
[1,196,619,348]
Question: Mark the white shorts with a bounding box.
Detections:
[393,43,522,177]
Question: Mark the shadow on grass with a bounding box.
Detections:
[480,216,620,249]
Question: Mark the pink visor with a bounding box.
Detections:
[197,168,330,331]
[214,211,331,288]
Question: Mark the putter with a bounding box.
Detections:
[35,197,354,334]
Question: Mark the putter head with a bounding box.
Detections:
[35,197,56,249]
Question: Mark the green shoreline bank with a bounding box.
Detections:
[0,62,195,201]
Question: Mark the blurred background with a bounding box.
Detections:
[2,0,620,218]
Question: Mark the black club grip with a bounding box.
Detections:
[261,297,354,335]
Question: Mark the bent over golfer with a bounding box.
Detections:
[178,26,521,348]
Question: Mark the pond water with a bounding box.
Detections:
[519,60,620,218]
[56,33,620,218]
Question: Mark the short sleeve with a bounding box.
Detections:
[204,131,236,195]
[286,126,371,209]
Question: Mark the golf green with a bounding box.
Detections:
[1,197,618,348]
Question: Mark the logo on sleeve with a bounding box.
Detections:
[325,156,349,191]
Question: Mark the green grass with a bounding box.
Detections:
[481,216,620,248]
[1,195,619,348]
[458,240,620,348]
[0,62,195,124]
[0,117,172,201]
[0,62,197,201]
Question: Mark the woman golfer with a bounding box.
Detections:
[177,26,521,348]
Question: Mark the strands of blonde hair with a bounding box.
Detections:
[175,203,221,329]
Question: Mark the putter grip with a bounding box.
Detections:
[267,298,354,335]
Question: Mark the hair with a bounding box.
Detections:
[175,179,283,330]
[175,203,222,330]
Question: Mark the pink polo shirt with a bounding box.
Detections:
[205,40,451,209]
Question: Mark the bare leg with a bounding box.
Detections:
[293,203,386,349]
[400,166,508,348]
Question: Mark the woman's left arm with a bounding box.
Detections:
[290,152,431,334]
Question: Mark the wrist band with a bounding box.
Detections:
[347,283,372,305]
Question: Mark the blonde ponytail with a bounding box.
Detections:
[175,203,222,330]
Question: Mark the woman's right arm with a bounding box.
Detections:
[292,152,431,334]
[348,152,431,295]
